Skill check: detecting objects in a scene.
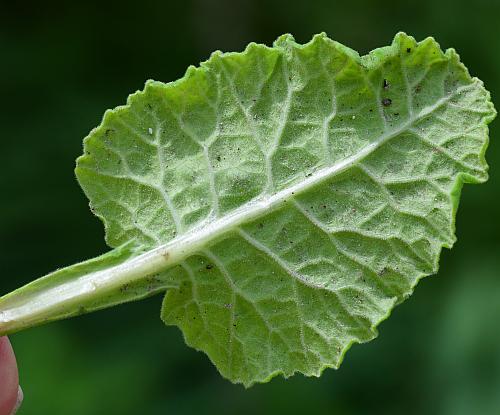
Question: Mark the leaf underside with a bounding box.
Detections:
[75,32,495,386]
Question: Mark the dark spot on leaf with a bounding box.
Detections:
[432,146,443,153]
[383,79,390,89]
[382,98,392,107]
[378,267,389,276]
[406,48,412,53]
[120,283,130,293]
[206,264,213,270]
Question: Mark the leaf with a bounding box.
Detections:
[0,33,495,386]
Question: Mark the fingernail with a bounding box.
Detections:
[9,386,23,415]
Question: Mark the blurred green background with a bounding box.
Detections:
[1,1,499,414]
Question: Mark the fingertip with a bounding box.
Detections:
[0,337,20,415]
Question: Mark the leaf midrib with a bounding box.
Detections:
[0,82,473,328]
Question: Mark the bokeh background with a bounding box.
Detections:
[1,1,499,414]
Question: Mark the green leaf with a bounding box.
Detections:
[0,33,495,386]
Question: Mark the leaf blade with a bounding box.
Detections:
[0,33,495,387]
